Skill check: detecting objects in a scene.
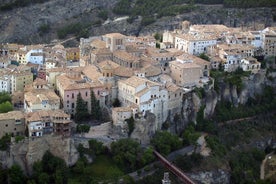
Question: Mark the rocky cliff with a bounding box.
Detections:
[0,1,275,44]
[0,135,79,175]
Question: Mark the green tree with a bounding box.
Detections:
[88,139,106,155]
[76,124,90,133]
[182,125,200,146]
[0,134,11,150]
[90,90,102,120]
[141,147,155,165]
[0,163,8,184]
[41,151,68,183]
[0,101,13,113]
[126,117,135,136]
[75,92,89,123]
[0,92,11,104]
[111,138,143,171]
[199,53,210,61]
[8,164,25,184]
[151,131,182,155]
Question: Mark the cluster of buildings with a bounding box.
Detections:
[0,22,275,139]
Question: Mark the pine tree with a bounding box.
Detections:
[75,92,89,123]
[90,90,102,120]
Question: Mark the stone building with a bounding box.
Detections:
[26,110,71,137]
[0,111,25,138]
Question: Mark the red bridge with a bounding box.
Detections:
[153,150,196,184]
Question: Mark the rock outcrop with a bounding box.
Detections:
[0,135,79,174]
[0,1,275,44]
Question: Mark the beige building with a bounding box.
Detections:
[112,106,136,127]
[240,57,261,74]
[170,53,210,87]
[26,110,71,137]
[103,33,126,52]
[24,89,60,112]
[0,111,25,138]
[262,28,276,56]
[10,70,33,93]
[118,76,168,129]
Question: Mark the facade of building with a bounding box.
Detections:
[118,76,168,129]
[24,89,60,112]
[66,47,80,61]
[26,110,71,137]
[26,49,44,65]
[240,57,261,73]
[0,111,25,138]
[175,33,217,55]
[103,33,126,52]
[10,70,33,93]
[170,54,210,87]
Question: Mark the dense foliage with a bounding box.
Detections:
[32,151,68,184]
[75,92,90,123]
[111,138,154,171]
[0,92,13,113]
[90,90,102,121]
[113,0,276,23]
[0,134,11,151]
[151,131,182,156]
[229,149,265,183]
[0,0,50,11]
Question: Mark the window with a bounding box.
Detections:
[71,103,75,108]
[72,93,74,99]
[85,91,88,97]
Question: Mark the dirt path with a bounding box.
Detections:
[260,153,273,180]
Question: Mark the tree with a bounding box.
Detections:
[199,53,210,61]
[0,134,11,150]
[8,164,25,184]
[90,90,102,120]
[0,92,11,104]
[182,125,200,146]
[112,98,121,107]
[111,139,143,171]
[75,92,89,123]
[0,163,8,184]
[0,101,13,113]
[151,131,182,156]
[88,139,106,156]
[126,117,135,136]
[41,151,68,184]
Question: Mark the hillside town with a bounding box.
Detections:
[0,21,275,141]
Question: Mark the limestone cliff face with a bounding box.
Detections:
[1,135,79,174]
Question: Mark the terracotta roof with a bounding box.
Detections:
[104,33,126,38]
[171,60,202,69]
[114,66,134,77]
[26,110,70,123]
[113,50,139,62]
[25,89,60,105]
[0,111,24,120]
[120,76,160,88]
[166,82,181,92]
[91,39,106,49]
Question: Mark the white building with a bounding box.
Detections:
[118,76,168,129]
[240,57,261,74]
[175,33,217,55]
[26,49,44,65]
[26,110,71,137]
[0,75,11,93]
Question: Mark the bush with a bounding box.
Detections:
[76,124,90,133]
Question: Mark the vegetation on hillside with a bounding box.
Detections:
[113,0,276,23]
[0,0,51,11]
